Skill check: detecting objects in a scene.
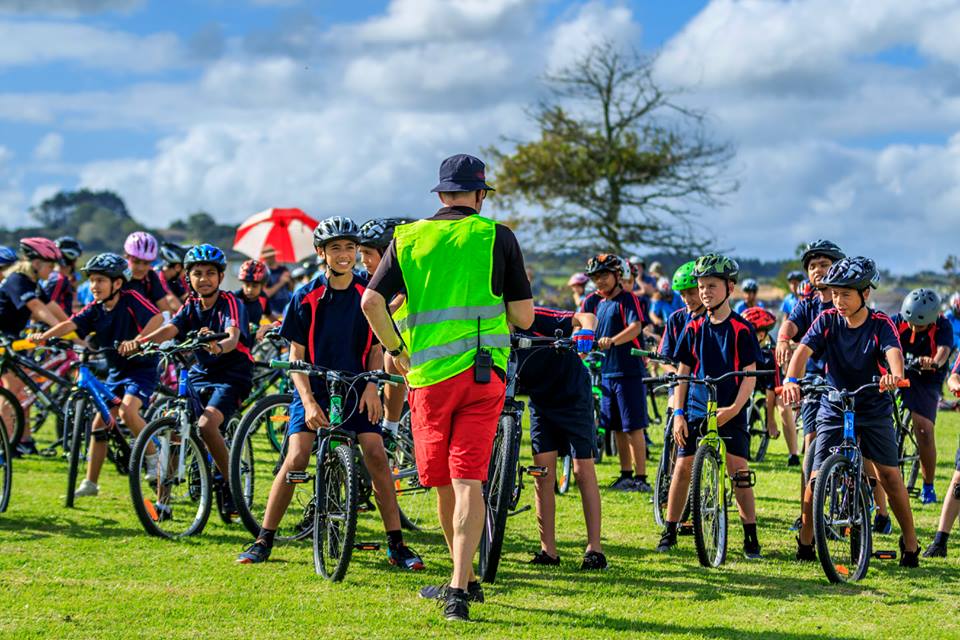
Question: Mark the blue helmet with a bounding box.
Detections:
[741,278,759,293]
[0,245,16,267]
[184,244,227,272]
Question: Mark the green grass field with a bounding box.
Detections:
[3,402,960,640]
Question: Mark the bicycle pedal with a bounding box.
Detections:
[873,550,897,560]
[284,471,312,484]
[523,465,548,478]
[508,505,532,517]
[732,469,756,488]
[354,542,380,551]
[678,523,695,536]
[358,500,376,513]
[907,488,921,498]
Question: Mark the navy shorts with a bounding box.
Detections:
[287,387,381,438]
[600,376,647,433]
[192,378,250,423]
[677,417,749,460]
[813,419,898,471]
[800,396,820,436]
[901,380,940,424]
[106,367,157,408]
[529,396,596,459]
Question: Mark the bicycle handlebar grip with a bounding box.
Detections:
[896,379,910,389]
[199,331,230,342]
[382,373,405,385]
[270,360,291,370]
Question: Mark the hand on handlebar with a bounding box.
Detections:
[572,329,595,354]
[597,337,613,351]
[878,373,903,392]
[26,332,46,345]
[118,339,141,356]
[918,356,936,370]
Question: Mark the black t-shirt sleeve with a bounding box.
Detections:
[368,241,406,301]
[494,224,532,302]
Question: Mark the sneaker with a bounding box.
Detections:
[923,540,947,558]
[442,589,470,622]
[237,541,272,564]
[789,516,803,532]
[795,537,816,562]
[75,479,99,497]
[633,478,653,493]
[743,539,763,560]
[528,550,560,565]
[873,513,892,535]
[387,544,425,571]
[656,529,677,553]
[899,537,920,568]
[419,581,484,603]
[580,550,608,570]
[16,439,38,456]
[144,453,159,482]
[610,476,638,491]
[921,484,938,505]
[154,503,173,522]
[787,454,801,467]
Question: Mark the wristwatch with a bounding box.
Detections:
[388,338,406,358]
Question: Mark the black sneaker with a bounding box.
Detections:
[656,530,677,553]
[580,550,608,570]
[795,536,816,562]
[443,589,470,622]
[236,541,272,564]
[419,581,484,603]
[787,454,801,467]
[15,439,38,456]
[743,539,763,560]
[610,476,638,491]
[923,540,947,558]
[874,513,892,535]
[388,544,425,571]
[899,537,920,568]
[529,550,560,565]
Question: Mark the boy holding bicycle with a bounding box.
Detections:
[781,256,920,567]
[656,254,764,560]
[236,217,424,571]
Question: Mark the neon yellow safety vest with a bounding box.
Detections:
[393,215,510,388]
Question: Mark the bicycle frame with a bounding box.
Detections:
[1,347,75,418]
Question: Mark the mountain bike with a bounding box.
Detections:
[895,355,923,497]
[641,368,772,568]
[802,377,908,583]
[555,352,607,495]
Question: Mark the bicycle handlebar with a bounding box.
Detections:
[270,359,404,386]
[642,370,772,387]
[774,378,910,396]
[631,348,677,365]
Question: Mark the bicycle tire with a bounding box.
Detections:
[314,441,358,582]
[813,453,871,583]
[479,412,519,584]
[653,434,675,528]
[129,415,212,539]
[747,398,770,463]
[897,410,920,495]
[0,387,26,451]
[65,395,92,508]
[0,421,11,513]
[392,411,436,532]
[593,397,604,464]
[557,452,573,495]
[691,443,727,568]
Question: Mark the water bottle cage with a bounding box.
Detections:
[732,469,756,488]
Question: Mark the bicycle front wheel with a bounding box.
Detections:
[691,443,727,568]
[479,412,519,584]
[0,422,11,513]
[65,395,92,508]
[813,453,871,583]
[314,442,358,582]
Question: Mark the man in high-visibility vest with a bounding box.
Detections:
[362,154,534,622]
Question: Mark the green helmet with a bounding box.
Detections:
[672,261,698,292]
[693,253,739,282]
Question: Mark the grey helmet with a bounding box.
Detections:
[821,256,879,291]
[313,216,361,248]
[900,288,941,325]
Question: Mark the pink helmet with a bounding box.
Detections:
[124,231,159,261]
[567,272,589,287]
[19,237,62,262]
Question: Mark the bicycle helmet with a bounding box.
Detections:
[821,256,879,291]
[801,239,845,270]
[55,236,83,262]
[313,216,361,248]
[671,261,698,292]
[622,259,635,280]
[743,306,777,333]
[81,252,128,280]
[692,253,739,282]
[567,272,589,287]
[0,245,17,267]
[19,237,62,262]
[900,288,940,325]
[183,243,227,272]
[951,292,960,312]
[799,280,815,297]
[159,241,187,267]
[585,253,623,277]
[741,278,759,293]
[787,270,805,282]
[124,231,159,261]
[238,259,268,283]
[358,218,415,251]
[657,276,672,293]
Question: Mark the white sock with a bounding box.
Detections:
[382,420,400,436]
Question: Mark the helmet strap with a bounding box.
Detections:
[707,282,732,315]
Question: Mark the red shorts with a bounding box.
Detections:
[408,368,506,487]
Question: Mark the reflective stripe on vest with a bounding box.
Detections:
[408,333,511,367]
[394,303,505,333]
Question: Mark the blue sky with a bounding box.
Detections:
[0,0,958,273]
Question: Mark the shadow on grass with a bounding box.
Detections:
[0,513,143,540]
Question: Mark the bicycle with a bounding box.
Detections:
[127,331,239,538]
[258,359,405,581]
[745,389,771,463]
[894,355,923,497]
[641,367,772,568]
[557,351,606,495]
[799,378,908,583]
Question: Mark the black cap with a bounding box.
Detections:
[430,154,495,193]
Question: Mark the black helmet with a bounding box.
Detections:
[821,256,879,291]
[901,288,940,325]
[801,240,845,270]
[693,254,740,282]
[359,218,416,251]
[585,253,624,277]
[159,241,187,266]
[787,270,804,282]
[55,236,83,262]
[82,252,128,280]
[313,216,361,248]
[741,278,759,293]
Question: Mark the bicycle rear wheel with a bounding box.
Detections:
[691,443,727,568]
[313,442,358,582]
[813,453,871,583]
[479,412,519,584]
[65,395,92,508]
[897,411,920,496]
[747,397,770,463]
[653,429,676,528]
[129,416,212,539]
[0,421,11,513]
[0,387,25,452]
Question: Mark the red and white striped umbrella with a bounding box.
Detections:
[233,208,318,263]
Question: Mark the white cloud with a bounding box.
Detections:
[547,2,639,73]
[33,133,63,161]
[346,0,536,44]
[0,0,142,15]
[0,145,25,226]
